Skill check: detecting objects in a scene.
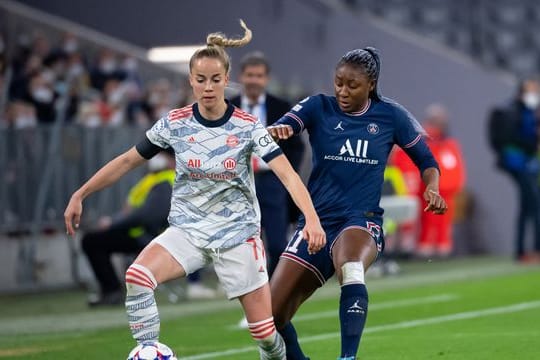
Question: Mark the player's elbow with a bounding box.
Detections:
[118,148,146,171]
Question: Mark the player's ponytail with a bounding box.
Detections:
[190,19,252,74]
[337,47,381,100]
[206,19,252,48]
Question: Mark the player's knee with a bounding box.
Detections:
[272,310,288,330]
[125,263,158,294]
[340,261,365,286]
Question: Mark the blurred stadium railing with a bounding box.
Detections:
[0,125,146,235]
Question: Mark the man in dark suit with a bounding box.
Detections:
[230,51,305,277]
[488,77,540,263]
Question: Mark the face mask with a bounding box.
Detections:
[41,70,56,84]
[148,92,161,106]
[123,58,137,72]
[15,115,37,129]
[522,92,540,110]
[63,40,78,54]
[32,87,54,103]
[68,64,85,77]
[84,115,101,127]
[100,60,116,74]
[108,88,124,106]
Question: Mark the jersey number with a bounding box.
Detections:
[286,230,304,254]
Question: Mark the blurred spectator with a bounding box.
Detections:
[90,48,121,91]
[230,51,305,276]
[418,104,466,257]
[370,163,410,276]
[26,70,56,123]
[81,151,175,306]
[488,77,540,263]
[2,28,189,128]
[9,53,43,100]
[77,98,102,127]
[389,146,421,257]
[9,100,38,129]
[230,51,304,329]
[58,32,81,55]
[0,31,6,74]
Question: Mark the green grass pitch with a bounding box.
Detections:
[0,257,539,359]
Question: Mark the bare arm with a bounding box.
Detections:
[64,147,147,235]
[267,154,326,254]
[421,167,447,214]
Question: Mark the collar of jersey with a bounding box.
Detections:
[346,98,371,116]
[193,100,234,127]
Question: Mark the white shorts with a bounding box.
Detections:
[152,226,268,299]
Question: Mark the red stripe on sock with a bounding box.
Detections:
[128,267,155,287]
[126,277,154,289]
[251,327,276,340]
[248,318,274,328]
[126,267,156,289]
[250,322,275,336]
[126,271,154,289]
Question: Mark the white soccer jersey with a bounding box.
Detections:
[146,102,282,249]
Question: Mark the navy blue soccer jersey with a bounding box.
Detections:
[277,94,438,227]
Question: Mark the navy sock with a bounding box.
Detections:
[339,283,368,358]
[278,322,309,360]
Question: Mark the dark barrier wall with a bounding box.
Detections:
[13,0,516,254]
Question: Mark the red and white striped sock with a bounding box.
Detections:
[125,264,159,343]
[248,317,286,360]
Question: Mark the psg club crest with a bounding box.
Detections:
[367,123,379,135]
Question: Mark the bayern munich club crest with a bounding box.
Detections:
[223,157,237,170]
[367,123,379,135]
[226,135,239,147]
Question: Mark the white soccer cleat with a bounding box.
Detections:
[237,316,249,329]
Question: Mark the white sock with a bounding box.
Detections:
[125,264,159,343]
[248,317,286,360]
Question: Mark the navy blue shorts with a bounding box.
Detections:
[280,216,384,286]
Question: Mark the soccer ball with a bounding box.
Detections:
[127,342,177,360]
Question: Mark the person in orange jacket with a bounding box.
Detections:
[418,104,466,257]
[389,146,422,257]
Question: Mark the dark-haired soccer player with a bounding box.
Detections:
[267,47,447,360]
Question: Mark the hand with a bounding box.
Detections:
[302,220,326,255]
[423,188,448,215]
[267,124,293,140]
[64,194,83,236]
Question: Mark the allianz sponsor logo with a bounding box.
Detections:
[189,171,237,181]
[324,139,379,165]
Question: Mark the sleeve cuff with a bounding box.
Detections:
[261,148,283,163]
